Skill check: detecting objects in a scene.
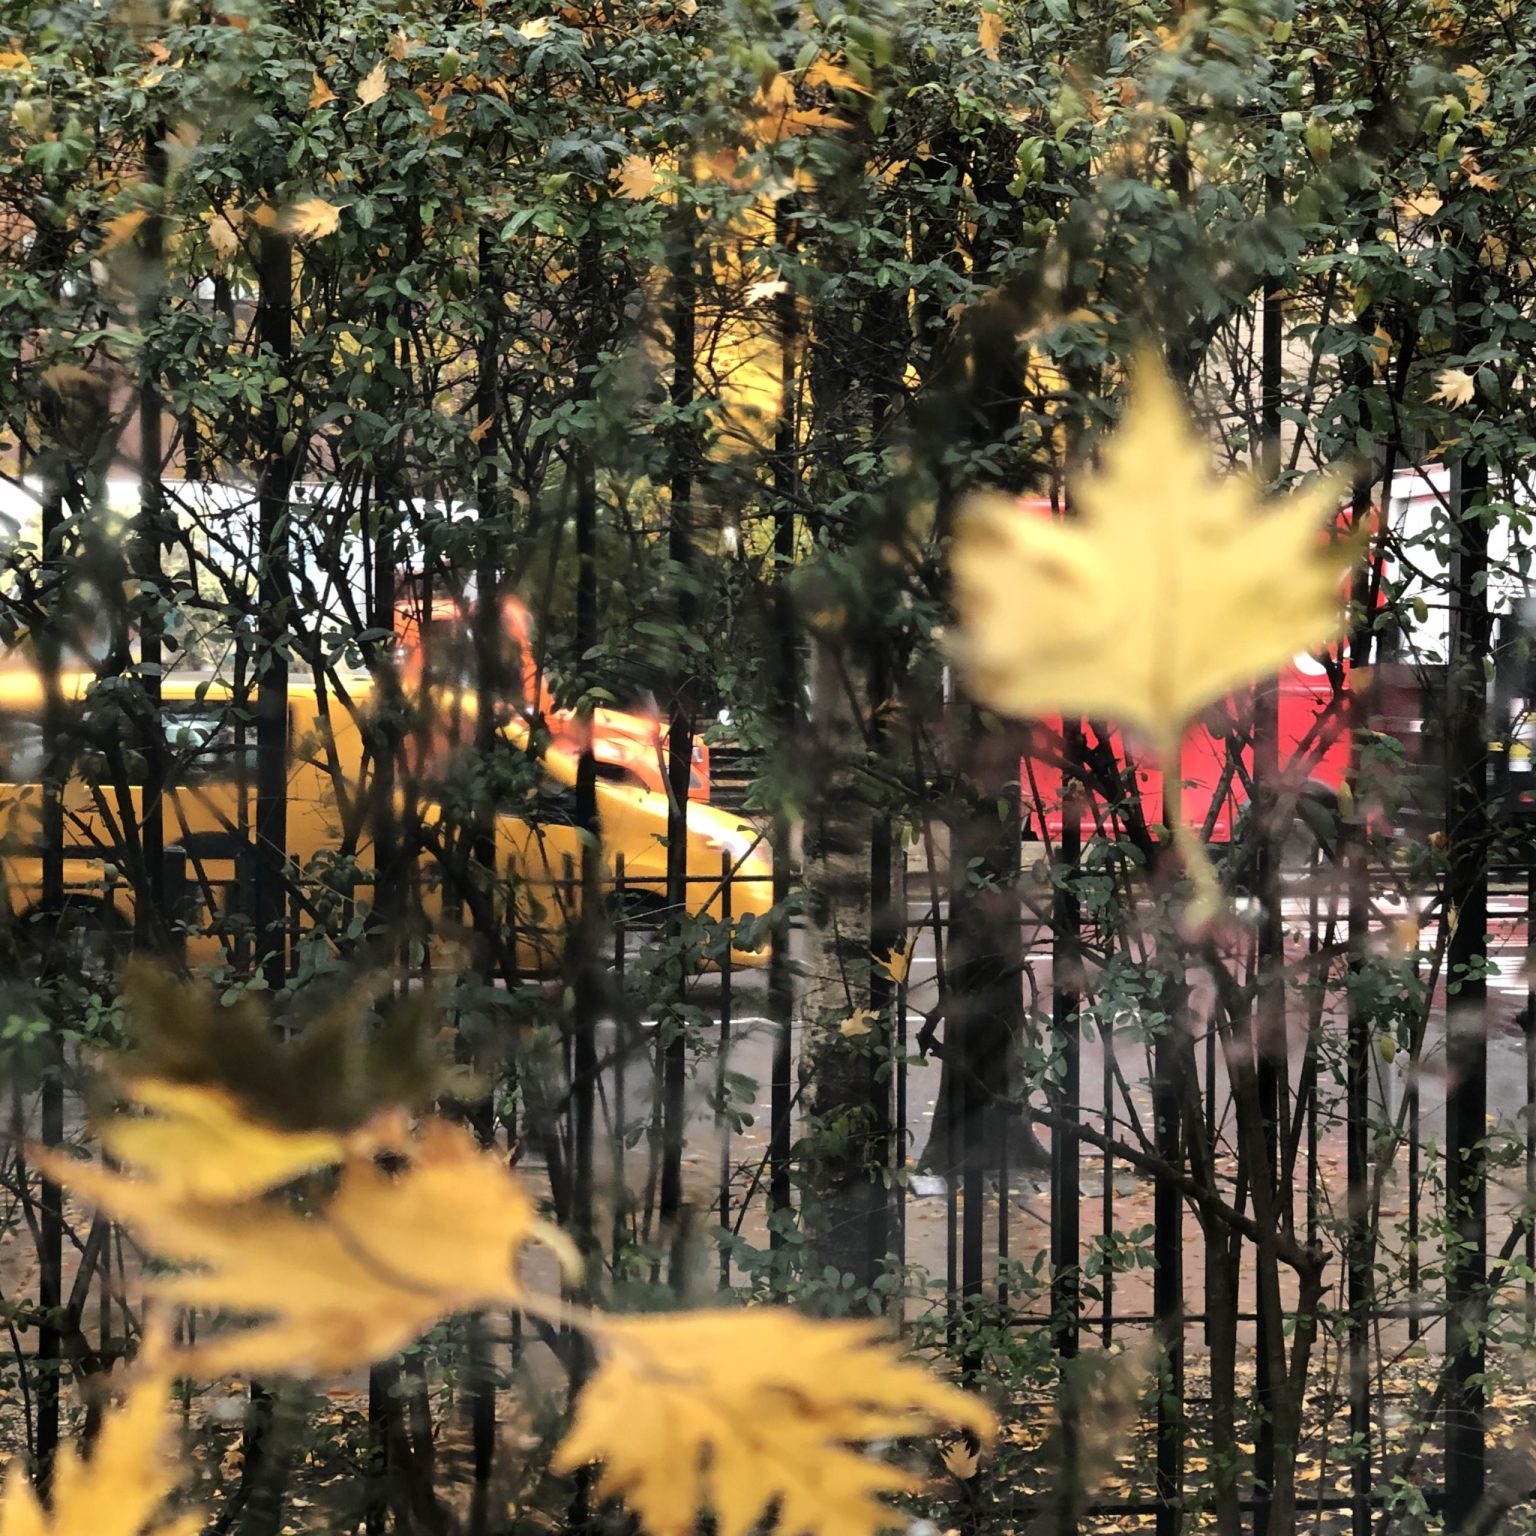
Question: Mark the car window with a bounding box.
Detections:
[77,696,260,787]
[594,759,647,791]
[0,712,46,782]
[162,702,258,784]
[494,758,585,827]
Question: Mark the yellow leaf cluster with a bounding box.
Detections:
[555,1311,995,1536]
[1459,153,1500,192]
[745,71,853,145]
[38,1006,996,1536]
[0,1357,195,1536]
[41,1087,573,1377]
[947,349,1358,750]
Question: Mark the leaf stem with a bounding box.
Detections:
[1157,731,1222,926]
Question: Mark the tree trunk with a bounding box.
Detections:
[800,637,888,1293]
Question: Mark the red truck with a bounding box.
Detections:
[1018,659,1352,847]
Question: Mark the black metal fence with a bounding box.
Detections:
[5,800,1534,1534]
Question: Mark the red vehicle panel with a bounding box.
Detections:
[1020,658,1350,845]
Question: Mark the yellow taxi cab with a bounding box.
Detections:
[0,667,772,977]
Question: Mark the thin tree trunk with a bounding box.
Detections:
[251,227,294,991]
[242,222,296,1524]
[34,477,66,1496]
[801,636,882,1291]
[568,221,601,1257]
[1250,223,1286,1536]
[1444,449,1490,1531]
[660,203,697,1281]
[135,126,169,958]
[767,204,800,1262]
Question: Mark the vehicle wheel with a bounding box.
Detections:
[1283,781,1343,870]
[17,900,130,991]
[609,884,670,927]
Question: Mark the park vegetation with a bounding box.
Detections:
[2,0,1536,1532]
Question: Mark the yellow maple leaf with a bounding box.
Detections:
[838,1007,876,1038]
[286,197,341,240]
[615,153,658,199]
[1432,367,1477,407]
[42,1108,575,1378]
[947,349,1362,919]
[874,937,916,986]
[101,209,149,253]
[748,105,852,143]
[554,1311,995,1536]
[1365,324,1392,376]
[941,1439,980,1480]
[517,16,551,38]
[308,72,335,108]
[756,71,795,110]
[98,1077,352,1202]
[948,349,1357,747]
[356,60,388,104]
[803,55,873,96]
[0,1351,197,1536]
[1455,63,1488,112]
